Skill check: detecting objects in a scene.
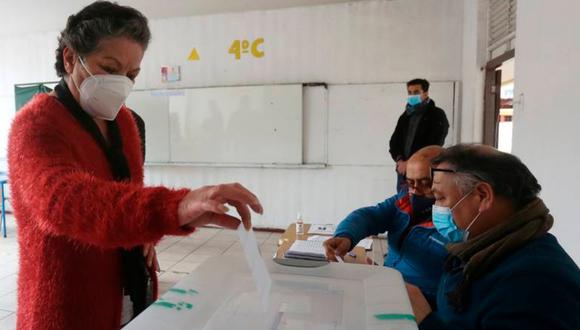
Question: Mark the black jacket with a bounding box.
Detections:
[130,110,146,159]
[388,99,449,161]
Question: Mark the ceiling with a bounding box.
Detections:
[0,0,370,37]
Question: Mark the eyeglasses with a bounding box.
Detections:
[431,167,487,184]
[405,177,432,189]
[430,167,456,179]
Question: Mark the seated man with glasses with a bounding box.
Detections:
[406,144,580,329]
[324,145,448,307]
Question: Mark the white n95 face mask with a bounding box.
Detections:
[73,57,134,121]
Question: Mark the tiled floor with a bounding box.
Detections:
[0,215,18,330]
[0,213,280,330]
[155,226,279,296]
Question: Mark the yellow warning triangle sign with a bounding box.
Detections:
[188,48,200,61]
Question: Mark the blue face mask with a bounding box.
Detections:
[407,94,422,107]
[432,191,481,243]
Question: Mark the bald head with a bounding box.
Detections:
[408,145,445,165]
[405,146,444,197]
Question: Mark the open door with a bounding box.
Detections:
[483,50,514,150]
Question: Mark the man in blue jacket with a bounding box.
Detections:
[407,144,580,330]
[324,146,448,306]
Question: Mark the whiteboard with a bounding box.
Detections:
[169,85,302,164]
[127,85,303,164]
[302,85,328,164]
[127,82,455,167]
[126,90,171,162]
[328,82,456,166]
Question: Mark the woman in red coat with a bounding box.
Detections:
[7,2,263,329]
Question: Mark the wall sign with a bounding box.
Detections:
[228,38,265,60]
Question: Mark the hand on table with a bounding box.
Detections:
[323,237,352,262]
[178,183,263,231]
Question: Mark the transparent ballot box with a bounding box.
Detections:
[125,255,418,330]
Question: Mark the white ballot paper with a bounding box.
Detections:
[237,224,272,310]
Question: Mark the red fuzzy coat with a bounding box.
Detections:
[8,94,192,330]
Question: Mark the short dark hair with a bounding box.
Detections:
[432,144,541,209]
[54,1,151,77]
[407,78,430,92]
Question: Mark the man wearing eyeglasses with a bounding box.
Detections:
[324,146,448,307]
[406,144,580,330]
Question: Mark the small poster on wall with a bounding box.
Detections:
[161,66,181,83]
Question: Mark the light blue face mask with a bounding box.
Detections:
[432,191,481,243]
[407,94,422,107]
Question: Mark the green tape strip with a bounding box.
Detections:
[168,288,187,294]
[153,301,194,311]
[153,301,176,309]
[168,288,199,295]
[374,313,416,321]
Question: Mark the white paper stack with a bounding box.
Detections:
[284,239,327,261]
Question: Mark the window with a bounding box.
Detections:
[488,0,517,59]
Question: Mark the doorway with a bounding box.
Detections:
[483,50,515,152]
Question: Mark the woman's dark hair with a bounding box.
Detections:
[55,1,151,77]
[432,144,541,209]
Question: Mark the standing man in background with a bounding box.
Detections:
[389,78,449,192]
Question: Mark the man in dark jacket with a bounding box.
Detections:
[406,144,580,330]
[389,78,449,192]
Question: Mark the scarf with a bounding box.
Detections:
[54,79,153,320]
[445,198,553,311]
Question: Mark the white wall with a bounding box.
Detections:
[136,0,463,89]
[459,0,488,143]
[0,31,60,171]
[0,0,369,37]
[141,0,463,228]
[513,0,580,261]
[0,0,464,228]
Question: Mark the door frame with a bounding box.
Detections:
[482,49,515,146]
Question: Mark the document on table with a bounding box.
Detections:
[284,239,327,261]
[237,224,272,310]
